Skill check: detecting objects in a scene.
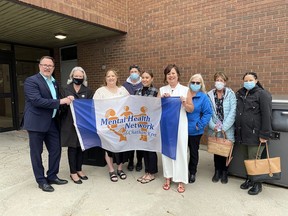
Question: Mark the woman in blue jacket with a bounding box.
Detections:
[187,74,212,183]
[207,72,236,184]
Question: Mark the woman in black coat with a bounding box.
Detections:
[235,72,272,195]
[60,66,93,184]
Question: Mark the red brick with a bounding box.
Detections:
[23,0,288,94]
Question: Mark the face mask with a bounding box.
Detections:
[73,78,84,85]
[243,81,255,90]
[215,81,225,90]
[190,83,201,92]
[130,73,139,81]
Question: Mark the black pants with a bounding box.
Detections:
[68,147,83,174]
[128,150,144,164]
[143,151,158,174]
[214,154,228,171]
[188,135,202,175]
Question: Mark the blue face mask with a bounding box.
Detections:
[243,81,256,90]
[190,83,201,92]
[130,73,139,81]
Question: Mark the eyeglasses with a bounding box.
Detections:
[191,81,201,85]
[40,64,54,68]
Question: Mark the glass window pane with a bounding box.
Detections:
[61,46,77,61]
[16,62,39,125]
[0,43,11,51]
[0,98,13,129]
[0,64,10,93]
[15,45,50,61]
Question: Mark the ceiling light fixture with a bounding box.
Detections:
[54,33,67,40]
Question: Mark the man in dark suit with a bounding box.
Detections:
[23,56,73,192]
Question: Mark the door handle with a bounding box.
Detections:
[281,112,288,115]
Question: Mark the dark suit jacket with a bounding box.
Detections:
[23,73,60,132]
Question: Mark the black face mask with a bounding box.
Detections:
[72,78,84,85]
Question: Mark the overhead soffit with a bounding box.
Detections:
[0,0,125,48]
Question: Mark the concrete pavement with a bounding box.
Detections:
[0,130,288,216]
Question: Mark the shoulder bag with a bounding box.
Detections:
[244,142,281,182]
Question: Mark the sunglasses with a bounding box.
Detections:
[191,81,201,85]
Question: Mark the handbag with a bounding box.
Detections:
[207,131,233,166]
[244,142,281,182]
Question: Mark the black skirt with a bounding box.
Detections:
[106,150,129,165]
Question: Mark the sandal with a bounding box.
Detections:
[137,174,148,182]
[177,183,185,193]
[109,171,118,182]
[141,174,155,184]
[162,178,171,190]
[117,170,127,180]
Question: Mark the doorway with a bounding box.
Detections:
[0,51,17,131]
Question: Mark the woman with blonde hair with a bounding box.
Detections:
[60,66,93,184]
[93,69,130,182]
[186,74,212,184]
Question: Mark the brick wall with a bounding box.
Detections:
[77,0,288,95]
[19,0,128,32]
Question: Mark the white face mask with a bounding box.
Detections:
[215,81,225,90]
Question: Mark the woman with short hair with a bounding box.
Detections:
[60,66,93,184]
[207,72,236,184]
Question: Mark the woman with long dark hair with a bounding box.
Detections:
[135,71,159,183]
[235,72,272,195]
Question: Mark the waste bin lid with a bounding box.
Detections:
[272,95,288,109]
[272,95,288,103]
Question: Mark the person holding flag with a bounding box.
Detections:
[135,71,159,184]
[93,69,130,182]
[158,64,194,193]
[60,66,94,184]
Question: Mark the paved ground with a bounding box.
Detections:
[0,130,288,216]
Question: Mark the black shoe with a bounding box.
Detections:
[221,171,228,184]
[240,179,253,190]
[48,177,68,185]
[248,183,262,195]
[212,170,221,183]
[189,174,196,183]
[127,162,134,171]
[70,175,82,184]
[38,183,54,192]
[77,174,88,180]
[136,162,142,172]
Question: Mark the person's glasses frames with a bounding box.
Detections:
[40,64,54,68]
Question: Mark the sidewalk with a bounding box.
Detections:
[0,130,288,216]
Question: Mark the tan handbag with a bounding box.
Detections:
[207,131,233,166]
[244,142,281,182]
